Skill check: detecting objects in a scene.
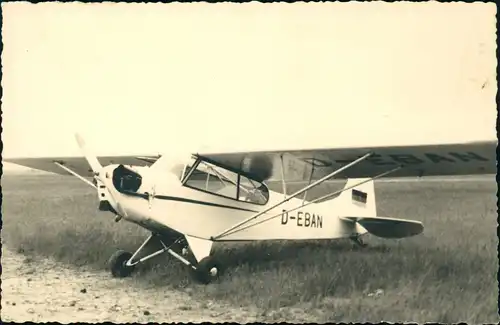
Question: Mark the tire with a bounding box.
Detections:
[191,256,222,284]
[108,250,135,278]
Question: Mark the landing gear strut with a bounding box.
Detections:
[350,235,368,248]
[107,233,221,284]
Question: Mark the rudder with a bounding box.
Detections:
[335,178,377,218]
[315,178,377,237]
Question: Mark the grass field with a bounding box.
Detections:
[2,173,498,323]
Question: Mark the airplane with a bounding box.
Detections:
[4,135,497,284]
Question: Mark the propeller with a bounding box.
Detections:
[74,133,127,219]
[75,133,103,175]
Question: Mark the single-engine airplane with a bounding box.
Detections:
[4,135,497,284]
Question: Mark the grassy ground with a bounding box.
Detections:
[1,174,498,323]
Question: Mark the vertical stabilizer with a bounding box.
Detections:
[336,178,377,217]
[317,178,377,219]
[314,178,377,237]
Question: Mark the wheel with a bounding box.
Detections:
[351,235,368,248]
[108,250,135,278]
[191,256,222,284]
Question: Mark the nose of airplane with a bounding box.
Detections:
[111,164,143,194]
[95,164,145,219]
[109,164,165,200]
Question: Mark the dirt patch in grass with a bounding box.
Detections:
[1,247,264,323]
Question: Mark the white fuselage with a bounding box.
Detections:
[96,161,360,242]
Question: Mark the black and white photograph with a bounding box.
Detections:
[1,2,497,323]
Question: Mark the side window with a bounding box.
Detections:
[181,158,269,205]
[238,175,269,205]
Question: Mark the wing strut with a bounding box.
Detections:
[280,154,287,200]
[211,152,373,240]
[302,158,316,206]
[217,165,402,239]
[54,161,97,189]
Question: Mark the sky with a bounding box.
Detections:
[2,2,497,166]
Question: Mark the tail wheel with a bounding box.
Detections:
[108,250,135,278]
[350,235,368,248]
[191,256,222,284]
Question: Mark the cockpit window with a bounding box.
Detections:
[238,175,269,204]
[182,158,269,205]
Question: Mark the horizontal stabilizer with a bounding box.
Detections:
[341,216,423,239]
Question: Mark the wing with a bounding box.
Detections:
[197,140,497,181]
[3,155,160,178]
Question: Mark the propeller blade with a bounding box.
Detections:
[74,133,102,173]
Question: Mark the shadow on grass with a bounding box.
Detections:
[133,237,414,288]
[212,239,392,271]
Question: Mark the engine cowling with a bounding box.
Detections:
[112,164,143,194]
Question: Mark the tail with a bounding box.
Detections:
[319,178,423,239]
[335,178,377,218]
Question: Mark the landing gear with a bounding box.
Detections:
[350,235,368,248]
[190,256,221,284]
[108,232,221,284]
[108,250,135,278]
